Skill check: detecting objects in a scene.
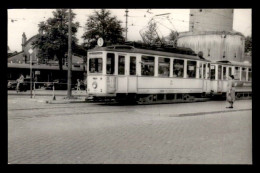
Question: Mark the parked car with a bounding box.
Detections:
[45,79,71,90]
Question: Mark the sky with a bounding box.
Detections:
[8,9,252,52]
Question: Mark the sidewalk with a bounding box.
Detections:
[8,89,88,104]
[132,100,252,117]
[8,90,252,116]
[8,89,87,96]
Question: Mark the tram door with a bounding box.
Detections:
[217,65,223,92]
[106,53,116,93]
[117,55,138,93]
[203,63,210,93]
[202,63,208,92]
[117,55,128,93]
[127,56,137,93]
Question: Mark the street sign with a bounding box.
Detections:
[97,38,104,47]
[28,48,33,54]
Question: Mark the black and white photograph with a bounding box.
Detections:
[7,8,252,164]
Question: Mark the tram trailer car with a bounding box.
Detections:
[209,60,252,99]
[86,45,251,104]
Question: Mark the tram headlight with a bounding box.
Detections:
[92,82,98,89]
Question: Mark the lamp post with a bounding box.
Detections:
[28,48,33,98]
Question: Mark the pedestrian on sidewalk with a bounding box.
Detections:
[226,75,235,108]
[16,74,24,93]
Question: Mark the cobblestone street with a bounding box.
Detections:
[8,95,252,164]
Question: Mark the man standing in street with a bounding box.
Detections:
[226,75,235,108]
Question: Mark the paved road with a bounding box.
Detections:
[8,95,252,164]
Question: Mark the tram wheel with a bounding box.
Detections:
[183,94,190,101]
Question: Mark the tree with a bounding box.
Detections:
[82,9,125,49]
[166,30,179,47]
[245,36,252,54]
[32,9,80,70]
[140,22,161,45]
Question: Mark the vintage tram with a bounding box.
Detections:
[86,44,251,104]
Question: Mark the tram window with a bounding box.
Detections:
[118,55,125,75]
[218,65,222,80]
[106,53,115,74]
[89,58,102,73]
[210,65,215,80]
[158,57,170,77]
[248,68,252,81]
[187,61,196,78]
[141,56,154,76]
[173,59,184,78]
[242,67,247,81]
[234,67,240,80]
[207,63,211,79]
[130,56,136,75]
[203,64,206,79]
[228,67,232,77]
[223,67,227,80]
[199,63,203,78]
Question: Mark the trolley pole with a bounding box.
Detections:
[67,8,72,98]
[125,9,129,41]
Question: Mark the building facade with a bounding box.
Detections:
[8,33,87,84]
[189,9,234,32]
[177,9,247,63]
[177,31,245,62]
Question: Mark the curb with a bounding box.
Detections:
[46,99,87,104]
[173,108,252,117]
[8,93,86,97]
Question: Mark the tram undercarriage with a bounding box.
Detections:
[88,93,210,104]
[88,91,251,104]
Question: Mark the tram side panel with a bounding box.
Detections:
[135,77,204,94]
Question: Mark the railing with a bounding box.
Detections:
[31,81,86,99]
[32,81,58,99]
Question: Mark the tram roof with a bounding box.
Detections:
[213,60,252,67]
[88,45,210,62]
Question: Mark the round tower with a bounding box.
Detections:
[177,9,246,62]
[189,9,234,32]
